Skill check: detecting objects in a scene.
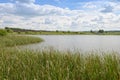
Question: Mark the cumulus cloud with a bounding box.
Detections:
[83,2,97,9]
[0,3,14,14]
[0,2,80,17]
[0,0,120,31]
[101,5,113,13]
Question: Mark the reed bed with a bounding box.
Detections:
[0,48,120,80]
[0,35,43,47]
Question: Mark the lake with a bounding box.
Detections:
[20,35,120,53]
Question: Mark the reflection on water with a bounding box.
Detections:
[19,35,120,53]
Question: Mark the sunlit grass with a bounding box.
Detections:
[0,48,120,80]
[0,35,43,47]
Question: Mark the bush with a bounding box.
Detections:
[0,29,7,36]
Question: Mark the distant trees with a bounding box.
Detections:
[56,30,59,32]
[98,29,104,33]
[90,29,104,33]
[89,29,105,35]
[67,31,71,33]
[90,30,93,33]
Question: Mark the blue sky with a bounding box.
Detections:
[0,0,113,9]
[35,0,98,9]
[0,0,120,31]
[0,0,99,9]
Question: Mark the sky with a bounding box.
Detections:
[0,0,120,31]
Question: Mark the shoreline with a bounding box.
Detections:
[0,35,43,47]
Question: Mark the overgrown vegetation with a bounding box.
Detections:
[0,35,43,47]
[5,27,13,33]
[0,49,120,80]
[0,29,7,36]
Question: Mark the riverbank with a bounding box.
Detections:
[0,48,119,80]
[0,35,43,47]
[0,35,120,80]
[5,27,120,35]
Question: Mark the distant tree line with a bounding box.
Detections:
[5,27,36,32]
[4,27,52,33]
[98,29,104,33]
[90,29,104,33]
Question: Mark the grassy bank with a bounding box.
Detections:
[0,35,43,47]
[0,48,120,80]
[3,27,120,35]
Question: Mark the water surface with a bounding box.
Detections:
[20,35,120,52]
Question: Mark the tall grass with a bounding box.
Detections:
[0,35,43,47]
[0,48,120,80]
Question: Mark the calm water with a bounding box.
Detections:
[20,35,120,52]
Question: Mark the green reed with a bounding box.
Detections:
[0,48,120,80]
[0,35,43,47]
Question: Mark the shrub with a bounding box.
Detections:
[0,29,7,36]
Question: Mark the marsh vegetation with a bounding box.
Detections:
[0,48,120,80]
[0,35,43,47]
[0,29,120,80]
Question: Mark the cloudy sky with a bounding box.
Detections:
[0,0,120,31]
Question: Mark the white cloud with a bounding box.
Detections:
[0,3,14,14]
[0,0,120,31]
[11,0,35,3]
[83,2,97,9]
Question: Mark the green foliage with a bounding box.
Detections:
[0,34,120,79]
[6,29,13,33]
[17,31,21,34]
[0,35,43,47]
[0,29,7,36]
[3,27,120,35]
[90,30,93,33]
[0,49,120,80]
[67,30,71,33]
[25,31,37,35]
[98,29,104,33]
